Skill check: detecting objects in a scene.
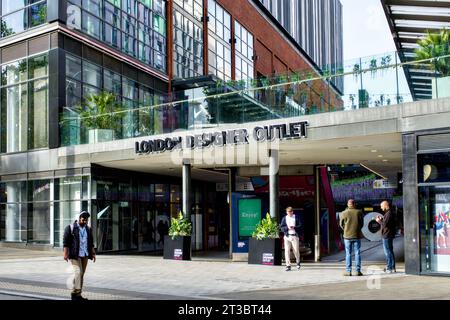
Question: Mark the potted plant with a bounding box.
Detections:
[248,213,282,266]
[415,29,450,98]
[163,212,192,260]
[75,91,122,143]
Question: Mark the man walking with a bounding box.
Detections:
[339,199,364,276]
[63,211,96,300]
[280,207,302,271]
[376,201,396,273]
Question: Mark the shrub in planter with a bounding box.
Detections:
[163,212,192,260]
[248,213,282,265]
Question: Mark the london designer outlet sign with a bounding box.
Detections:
[135,121,308,155]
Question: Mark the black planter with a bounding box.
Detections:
[248,238,282,265]
[163,235,191,260]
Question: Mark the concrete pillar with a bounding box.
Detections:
[228,168,236,259]
[182,159,192,219]
[269,149,279,220]
[314,166,321,262]
[402,134,420,274]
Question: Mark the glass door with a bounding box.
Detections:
[419,185,450,274]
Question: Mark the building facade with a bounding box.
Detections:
[259,0,344,91]
[0,0,343,254]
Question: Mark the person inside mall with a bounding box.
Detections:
[63,211,96,300]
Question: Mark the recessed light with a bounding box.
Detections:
[371,150,377,153]
[382,159,388,162]
[378,155,383,158]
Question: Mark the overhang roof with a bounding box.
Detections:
[381,0,450,100]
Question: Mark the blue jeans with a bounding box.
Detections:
[344,239,361,273]
[382,238,396,271]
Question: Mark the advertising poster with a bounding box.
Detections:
[238,198,261,237]
[434,203,450,255]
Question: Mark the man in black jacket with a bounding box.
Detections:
[63,211,96,300]
[376,201,396,273]
[280,207,302,271]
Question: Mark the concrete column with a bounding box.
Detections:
[269,150,279,220]
[402,134,420,274]
[314,166,321,262]
[228,168,236,259]
[182,159,192,219]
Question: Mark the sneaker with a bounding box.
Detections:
[356,271,364,276]
[343,271,352,276]
[285,266,291,271]
[296,263,301,270]
[385,269,393,274]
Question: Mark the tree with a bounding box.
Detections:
[415,29,450,77]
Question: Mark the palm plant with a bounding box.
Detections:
[415,29,450,77]
[75,91,123,131]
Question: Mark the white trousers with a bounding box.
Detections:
[70,257,89,293]
[284,235,300,266]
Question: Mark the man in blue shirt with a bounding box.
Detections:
[63,211,96,300]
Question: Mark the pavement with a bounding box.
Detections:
[0,243,448,301]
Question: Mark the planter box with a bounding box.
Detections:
[432,76,450,99]
[163,235,191,260]
[248,238,282,266]
[88,129,114,143]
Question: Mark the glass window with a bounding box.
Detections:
[419,153,450,184]
[55,177,83,201]
[2,10,26,36]
[84,0,102,17]
[66,78,82,108]
[104,69,122,95]
[28,54,48,80]
[1,0,26,15]
[27,179,51,244]
[0,181,27,242]
[105,23,122,48]
[2,59,27,86]
[82,11,102,39]
[29,1,47,28]
[1,84,28,152]
[419,185,450,274]
[83,61,102,88]
[28,79,48,150]
[66,54,82,80]
[153,14,165,35]
[105,2,121,27]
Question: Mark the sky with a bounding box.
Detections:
[339,0,411,104]
[340,0,397,61]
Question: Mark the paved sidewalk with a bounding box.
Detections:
[0,247,413,300]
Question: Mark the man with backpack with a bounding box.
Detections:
[63,211,96,300]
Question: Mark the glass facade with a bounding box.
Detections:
[0,176,89,245]
[0,52,49,153]
[207,0,231,81]
[419,152,450,274]
[67,0,167,73]
[173,0,204,78]
[234,21,254,81]
[61,51,169,146]
[0,0,47,38]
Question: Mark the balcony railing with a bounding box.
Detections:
[60,46,450,146]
